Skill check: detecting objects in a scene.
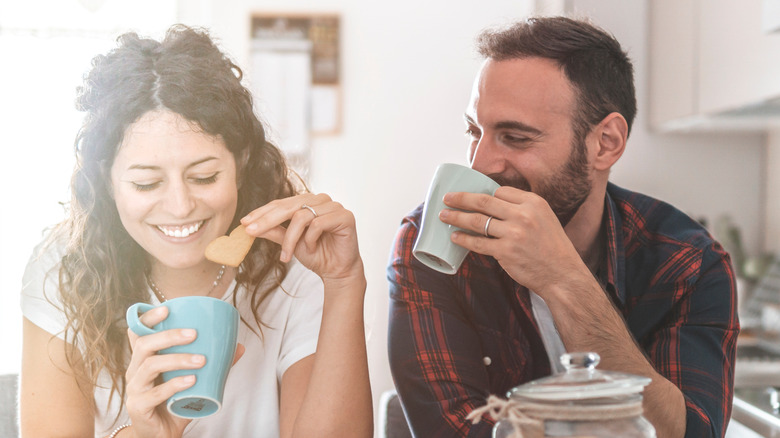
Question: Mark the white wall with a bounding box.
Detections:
[180,1,767,435]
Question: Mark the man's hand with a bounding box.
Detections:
[438,185,592,295]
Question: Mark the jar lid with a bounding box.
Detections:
[508,352,651,402]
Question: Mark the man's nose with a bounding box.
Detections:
[470,137,506,176]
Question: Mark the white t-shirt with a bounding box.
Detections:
[529,291,567,374]
[20,240,324,437]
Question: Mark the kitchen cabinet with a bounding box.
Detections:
[649,0,780,131]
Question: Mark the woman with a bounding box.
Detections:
[20,25,372,438]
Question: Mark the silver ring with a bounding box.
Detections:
[484,216,493,238]
[301,204,318,218]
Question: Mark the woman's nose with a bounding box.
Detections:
[164,181,196,218]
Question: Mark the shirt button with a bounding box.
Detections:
[483,356,492,366]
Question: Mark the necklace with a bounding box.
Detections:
[146,264,226,302]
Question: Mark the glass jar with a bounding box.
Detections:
[492,352,656,438]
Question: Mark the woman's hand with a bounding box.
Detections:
[241,193,364,285]
[244,194,372,438]
[124,306,196,438]
[123,305,245,438]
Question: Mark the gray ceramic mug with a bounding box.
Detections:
[413,163,500,274]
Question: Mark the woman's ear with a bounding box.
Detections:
[591,112,628,171]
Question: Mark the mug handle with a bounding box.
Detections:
[126,303,158,336]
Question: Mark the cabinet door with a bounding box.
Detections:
[650,0,780,130]
[698,0,780,114]
[649,0,699,128]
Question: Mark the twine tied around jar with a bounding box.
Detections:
[467,395,544,438]
[466,394,645,438]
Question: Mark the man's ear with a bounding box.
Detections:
[591,112,627,171]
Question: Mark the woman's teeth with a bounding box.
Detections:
[157,221,203,238]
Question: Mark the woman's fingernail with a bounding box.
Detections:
[439,209,450,219]
[182,375,196,385]
[245,223,257,232]
[182,329,196,339]
[280,251,288,262]
[191,355,205,365]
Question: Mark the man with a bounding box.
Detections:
[387,16,738,438]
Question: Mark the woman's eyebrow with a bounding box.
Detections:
[126,156,218,171]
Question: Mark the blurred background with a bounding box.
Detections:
[2,0,779,436]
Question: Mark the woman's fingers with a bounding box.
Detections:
[239,192,362,280]
[131,328,197,356]
[241,194,344,262]
[135,353,203,382]
[125,330,199,389]
[122,306,204,436]
[277,202,328,261]
[139,305,169,327]
[127,306,169,346]
[125,374,196,417]
[302,203,353,249]
[125,316,201,402]
[241,193,331,235]
[124,335,202,423]
[126,307,174,375]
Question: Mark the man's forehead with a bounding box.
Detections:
[468,57,576,123]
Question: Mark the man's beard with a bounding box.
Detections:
[488,139,592,227]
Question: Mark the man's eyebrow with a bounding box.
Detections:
[494,120,543,135]
[463,114,543,135]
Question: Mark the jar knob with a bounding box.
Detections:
[560,352,600,371]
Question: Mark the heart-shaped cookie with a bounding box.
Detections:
[205,225,256,267]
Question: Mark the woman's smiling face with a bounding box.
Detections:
[110,109,238,271]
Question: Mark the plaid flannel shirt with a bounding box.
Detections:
[387,182,739,438]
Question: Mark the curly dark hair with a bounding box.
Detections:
[476,16,637,143]
[50,24,298,412]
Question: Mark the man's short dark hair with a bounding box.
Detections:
[476,16,637,140]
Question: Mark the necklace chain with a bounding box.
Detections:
[146,264,226,302]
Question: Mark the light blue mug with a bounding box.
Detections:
[413,163,500,274]
[126,296,239,419]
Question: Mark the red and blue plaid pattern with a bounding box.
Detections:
[388,182,739,438]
